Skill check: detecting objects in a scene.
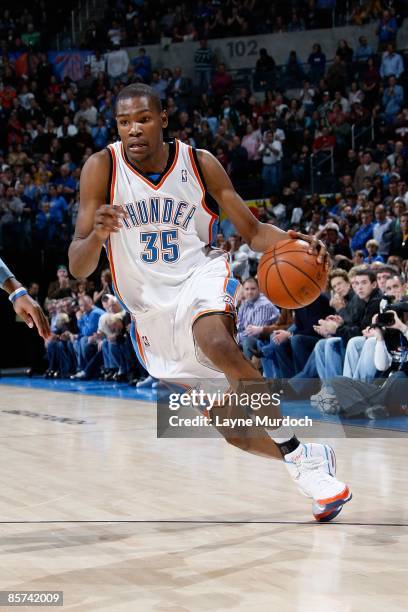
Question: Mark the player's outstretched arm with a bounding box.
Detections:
[197,149,328,265]
[69,150,125,279]
[1,258,51,339]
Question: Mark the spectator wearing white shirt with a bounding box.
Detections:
[106,45,130,83]
[348,81,364,106]
[89,50,106,78]
[258,130,283,196]
[56,116,78,139]
[299,80,315,112]
[373,204,393,258]
[332,90,350,114]
[74,98,98,127]
[228,235,250,281]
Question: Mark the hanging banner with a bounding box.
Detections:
[47,50,91,81]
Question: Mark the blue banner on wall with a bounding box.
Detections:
[48,51,91,81]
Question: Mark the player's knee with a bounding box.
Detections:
[199,334,237,361]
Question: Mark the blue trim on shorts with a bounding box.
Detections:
[225,278,240,299]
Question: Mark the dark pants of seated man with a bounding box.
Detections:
[258,334,320,378]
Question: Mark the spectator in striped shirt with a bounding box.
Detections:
[237,277,280,361]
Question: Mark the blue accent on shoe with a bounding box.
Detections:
[324,491,353,511]
[315,506,344,522]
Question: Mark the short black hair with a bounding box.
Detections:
[354,269,377,283]
[115,84,162,114]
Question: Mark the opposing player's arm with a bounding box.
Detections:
[68,150,124,278]
[197,149,328,264]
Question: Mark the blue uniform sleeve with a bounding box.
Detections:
[0,256,15,289]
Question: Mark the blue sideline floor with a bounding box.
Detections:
[0,377,407,433]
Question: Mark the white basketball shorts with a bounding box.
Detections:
[131,252,240,391]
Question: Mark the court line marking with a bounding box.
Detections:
[0,520,407,527]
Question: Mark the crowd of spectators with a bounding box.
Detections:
[86,1,408,49]
[2,2,407,53]
[0,2,407,398]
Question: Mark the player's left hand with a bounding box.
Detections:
[13,294,51,340]
[287,229,330,269]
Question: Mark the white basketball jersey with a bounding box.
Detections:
[106,139,219,314]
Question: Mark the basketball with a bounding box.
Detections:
[257,238,328,309]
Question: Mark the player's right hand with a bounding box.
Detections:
[13,294,51,340]
[94,205,126,241]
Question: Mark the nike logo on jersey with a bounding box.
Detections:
[122,198,197,230]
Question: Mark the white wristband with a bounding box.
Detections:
[8,287,28,303]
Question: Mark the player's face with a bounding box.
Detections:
[116,96,168,164]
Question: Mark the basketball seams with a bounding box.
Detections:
[276,259,325,291]
[267,245,303,308]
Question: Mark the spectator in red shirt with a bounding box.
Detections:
[313,126,336,153]
[211,63,233,101]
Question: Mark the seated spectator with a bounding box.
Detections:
[308,43,326,83]
[373,203,393,258]
[317,222,352,259]
[342,297,408,383]
[93,268,113,306]
[351,209,374,253]
[150,70,169,102]
[74,98,98,127]
[258,130,283,197]
[47,265,75,300]
[389,210,408,258]
[71,295,105,380]
[89,50,106,78]
[328,268,354,312]
[353,35,374,62]
[384,275,406,302]
[380,43,404,80]
[228,235,250,281]
[372,306,408,374]
[376,9,398,51]
[285,51,305,87]
[167,67,192,109]
[106,44,130,83]
[364,239,384,264]
[354,151,380,192]
[288,9,305,31]
[255,48,276,89]
[211,63,233,101]
[131,48,152,83]
[259,293,334,379]
[301,269,382,386]
[91,116,109,150]
[237,277,279,363]
[382,75,404,122]
[362,57,380,108]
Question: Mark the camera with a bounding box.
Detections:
[376,311,396,327]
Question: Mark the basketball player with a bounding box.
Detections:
[69,84,351,521]
[0,256,50,339]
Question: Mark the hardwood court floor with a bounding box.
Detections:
[0,385,406,611]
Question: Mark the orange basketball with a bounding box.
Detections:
[257,239,328,309]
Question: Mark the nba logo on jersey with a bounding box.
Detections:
[181,169,188,182]
[142,335,150,347]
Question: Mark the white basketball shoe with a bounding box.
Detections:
[284,443,352,522]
